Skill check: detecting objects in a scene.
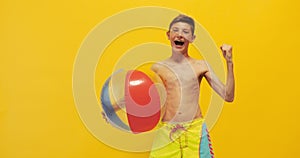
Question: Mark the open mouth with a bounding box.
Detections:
[174,40,184,46]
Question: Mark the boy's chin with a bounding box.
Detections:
[172,47,187,53]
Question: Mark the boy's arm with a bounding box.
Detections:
[204,44,235,102]
[151,62,160,74]
[113,97,125,111]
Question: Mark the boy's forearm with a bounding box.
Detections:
[225,61,235,102]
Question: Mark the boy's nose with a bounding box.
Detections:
[176,32,183,38]
[177,31,183,36]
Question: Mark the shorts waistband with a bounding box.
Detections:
[161,117,205,128]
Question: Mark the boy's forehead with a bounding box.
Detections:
[170,22,192,30]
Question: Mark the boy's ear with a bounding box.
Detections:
[166,31,170,40]
[190,34,196,43]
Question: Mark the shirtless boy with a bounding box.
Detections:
[148,14,235,158]
[103,14,235,158]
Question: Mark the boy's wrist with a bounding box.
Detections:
[226,59,233,64]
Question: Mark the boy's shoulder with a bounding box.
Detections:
[151,60,167,73]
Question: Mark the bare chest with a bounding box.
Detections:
[159,63,200,88]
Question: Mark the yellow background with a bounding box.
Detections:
[1,0,300,157]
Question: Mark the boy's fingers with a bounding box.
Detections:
[101,111,109,123]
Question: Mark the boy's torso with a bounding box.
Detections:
[153,58,208,123]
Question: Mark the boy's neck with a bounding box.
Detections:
[170,50,190,63]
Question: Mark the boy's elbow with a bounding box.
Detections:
[220,88,234,102]
[225,97,234,102]
[224,94,234,102]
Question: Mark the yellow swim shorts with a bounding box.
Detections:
[149,118,214,158]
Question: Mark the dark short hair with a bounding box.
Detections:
[169,14,195,34]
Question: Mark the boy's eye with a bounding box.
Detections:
[183,30,190,34]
